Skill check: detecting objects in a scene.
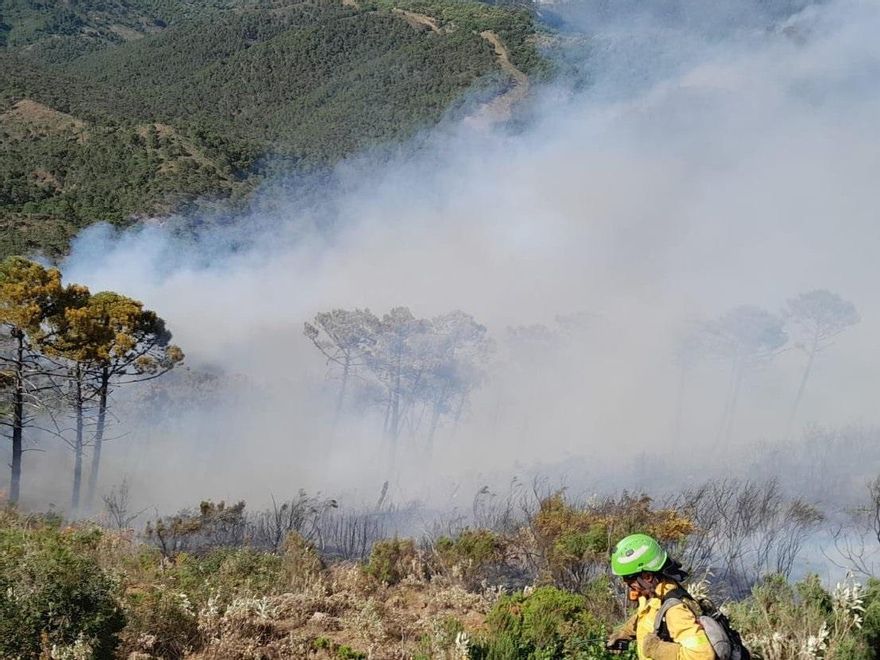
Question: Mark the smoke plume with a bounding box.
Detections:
[23,0,879,513]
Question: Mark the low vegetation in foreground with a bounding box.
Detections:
[1,479,880,659]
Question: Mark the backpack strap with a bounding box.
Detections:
[654,597,684,636]
[662,587,691,603]
[653,587,697,637]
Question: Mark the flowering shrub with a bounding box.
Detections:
[728,573,878,660]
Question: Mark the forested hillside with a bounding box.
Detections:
[0,0,543,258]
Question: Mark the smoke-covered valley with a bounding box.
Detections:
[12,0,880,535]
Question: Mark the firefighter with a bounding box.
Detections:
[605,533,715,660]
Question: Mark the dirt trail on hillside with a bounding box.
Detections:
[480,30,528,89]
[392,8,443,33]
[387,7,530,124]
[472,30,530,124]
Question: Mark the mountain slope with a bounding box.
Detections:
[0,0,543,259]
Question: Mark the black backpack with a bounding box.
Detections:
[654,587,752,660]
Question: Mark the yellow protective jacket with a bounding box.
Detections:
[614,581,715,660]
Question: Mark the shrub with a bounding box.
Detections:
[197,593,285,655]
[472,586,615,659]
[310,636,368,659]
[528,493,609,592]
[337,644,368,659]
[861,578,880,653]
[119,586,200,659]
[834,635,874,660]
[209,547,285,597]
[117,546,288,658]
[144,499,247,557]
[364,537,419,585]
[163,547,285,607]
[433,528,507,588]
[797,573,833,614]
[0,518,125,659]
[414,615,466,659]
[580,574,622,628]
[528,492,692,593]
[283,531,325,590]
[727,573,876,660]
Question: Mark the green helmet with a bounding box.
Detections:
[610,533,667,576]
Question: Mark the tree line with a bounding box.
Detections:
[0,256,182,511]
[305,307,491,461]
[674,289,860,443]
[304,290,860,465]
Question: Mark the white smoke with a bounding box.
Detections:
[34,0,880,512]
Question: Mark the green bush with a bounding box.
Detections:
[796,573,832,614]
[472,586,616,659]
[118,546,287,658]
[528,493,693,593]
[309,636,367,659]
[434,528,507,588]
[861,578,880,658]
[167,547,285,605]
[436,529,504,565]
[364,537,419,585]
[119,585,200,659]
[0,517,125,659]
[580,575,622,628]
[727,573,878,660]
[337,644,368,659]
[414,615,466,659]
[833,635,874,660]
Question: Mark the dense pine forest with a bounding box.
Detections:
[0,0,543,258]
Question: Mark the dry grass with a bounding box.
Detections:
[178,562,493,659]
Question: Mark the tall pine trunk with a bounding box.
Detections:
[390,352,401,441]
[71,365,84,513]
[333,357,350,427]
[386,348,402,471]
[86,368,109,508]
[426,402,442,458]
[426,383,449,458]
[9,332,24,504]
[723,362,745,444]
[716,355,740,446]
[383,395,392,433]
[450,391,467,437]
[787,334,819,438]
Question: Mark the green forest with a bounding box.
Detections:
[0,0,543,258]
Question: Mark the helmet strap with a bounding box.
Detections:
[636,574,658,598]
